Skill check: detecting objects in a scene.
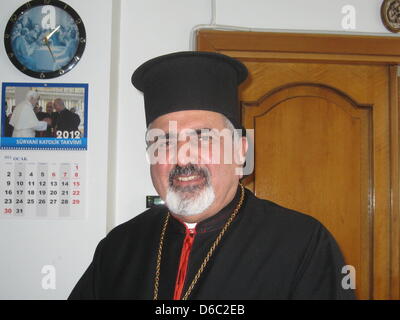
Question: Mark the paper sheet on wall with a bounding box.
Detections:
[0,151,86,219]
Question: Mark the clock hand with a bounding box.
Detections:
[44,38,56,62]
[45,25,61,41]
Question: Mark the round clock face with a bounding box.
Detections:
[4,0,86,79]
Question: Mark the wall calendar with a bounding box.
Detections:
[1,82,88,219]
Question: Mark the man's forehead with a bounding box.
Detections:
[150,110,225,130]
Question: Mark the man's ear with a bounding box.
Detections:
[241,136,248,156]
[234,135,248,178]
[235,135,248,161]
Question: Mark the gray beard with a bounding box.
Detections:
[165,184,215,216]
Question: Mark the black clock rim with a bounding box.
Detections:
[3,0,86,79]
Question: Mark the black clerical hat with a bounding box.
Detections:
[131,51,248,128]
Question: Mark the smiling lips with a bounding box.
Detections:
[177,175,200,182]
[173,173,207,190]
[174,175,205,185]
[169,164,209,190]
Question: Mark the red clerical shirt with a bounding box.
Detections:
[173,224,197,300]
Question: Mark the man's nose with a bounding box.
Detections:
[176,139,199,167]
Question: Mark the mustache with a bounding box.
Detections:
[168,164,210,190]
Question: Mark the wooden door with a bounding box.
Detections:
[197,31,400,300]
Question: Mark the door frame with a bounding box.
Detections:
[197,30,400,300]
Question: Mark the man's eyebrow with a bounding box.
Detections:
[178,128,213,137]
[153,128,213,140]
[157,132,173,140]
[194,128,212,135]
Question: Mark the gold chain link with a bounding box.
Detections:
[153,212,170,300]
[153,183,245,300]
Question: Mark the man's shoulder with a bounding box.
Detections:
[62,109,73,116]
[244,189,325,237]
[241,190,341,266]
[105,206,166,243]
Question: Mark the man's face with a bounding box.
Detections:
[54,102,63,112]
[30,96,39,107]
[46,103,53,114]
[148,110,246,218]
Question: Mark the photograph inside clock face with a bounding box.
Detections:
[7,4,83,76]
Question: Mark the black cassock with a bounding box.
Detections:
[69,187,355,300]
[55,109,80,133]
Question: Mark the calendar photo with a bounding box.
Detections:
[1,82,88,150]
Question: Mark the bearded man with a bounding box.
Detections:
[69,52,355,300]
[9,90,50,138]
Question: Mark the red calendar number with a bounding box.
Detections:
[4,208,12,214]
[72,199,80,205]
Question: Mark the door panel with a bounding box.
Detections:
[243,83,372,299]
[239,62,389,300]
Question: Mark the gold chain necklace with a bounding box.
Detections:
[153,183,245,300]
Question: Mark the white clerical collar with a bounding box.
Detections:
[184,222,197,230]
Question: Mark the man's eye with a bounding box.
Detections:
[159,140,175,148]
[199,134,211,141]
[158,141,169,147]
[199,133,217,142]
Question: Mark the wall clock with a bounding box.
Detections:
[4,0,86,79]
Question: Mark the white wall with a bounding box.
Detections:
[216,0,389,33]
[0,0,112,299]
